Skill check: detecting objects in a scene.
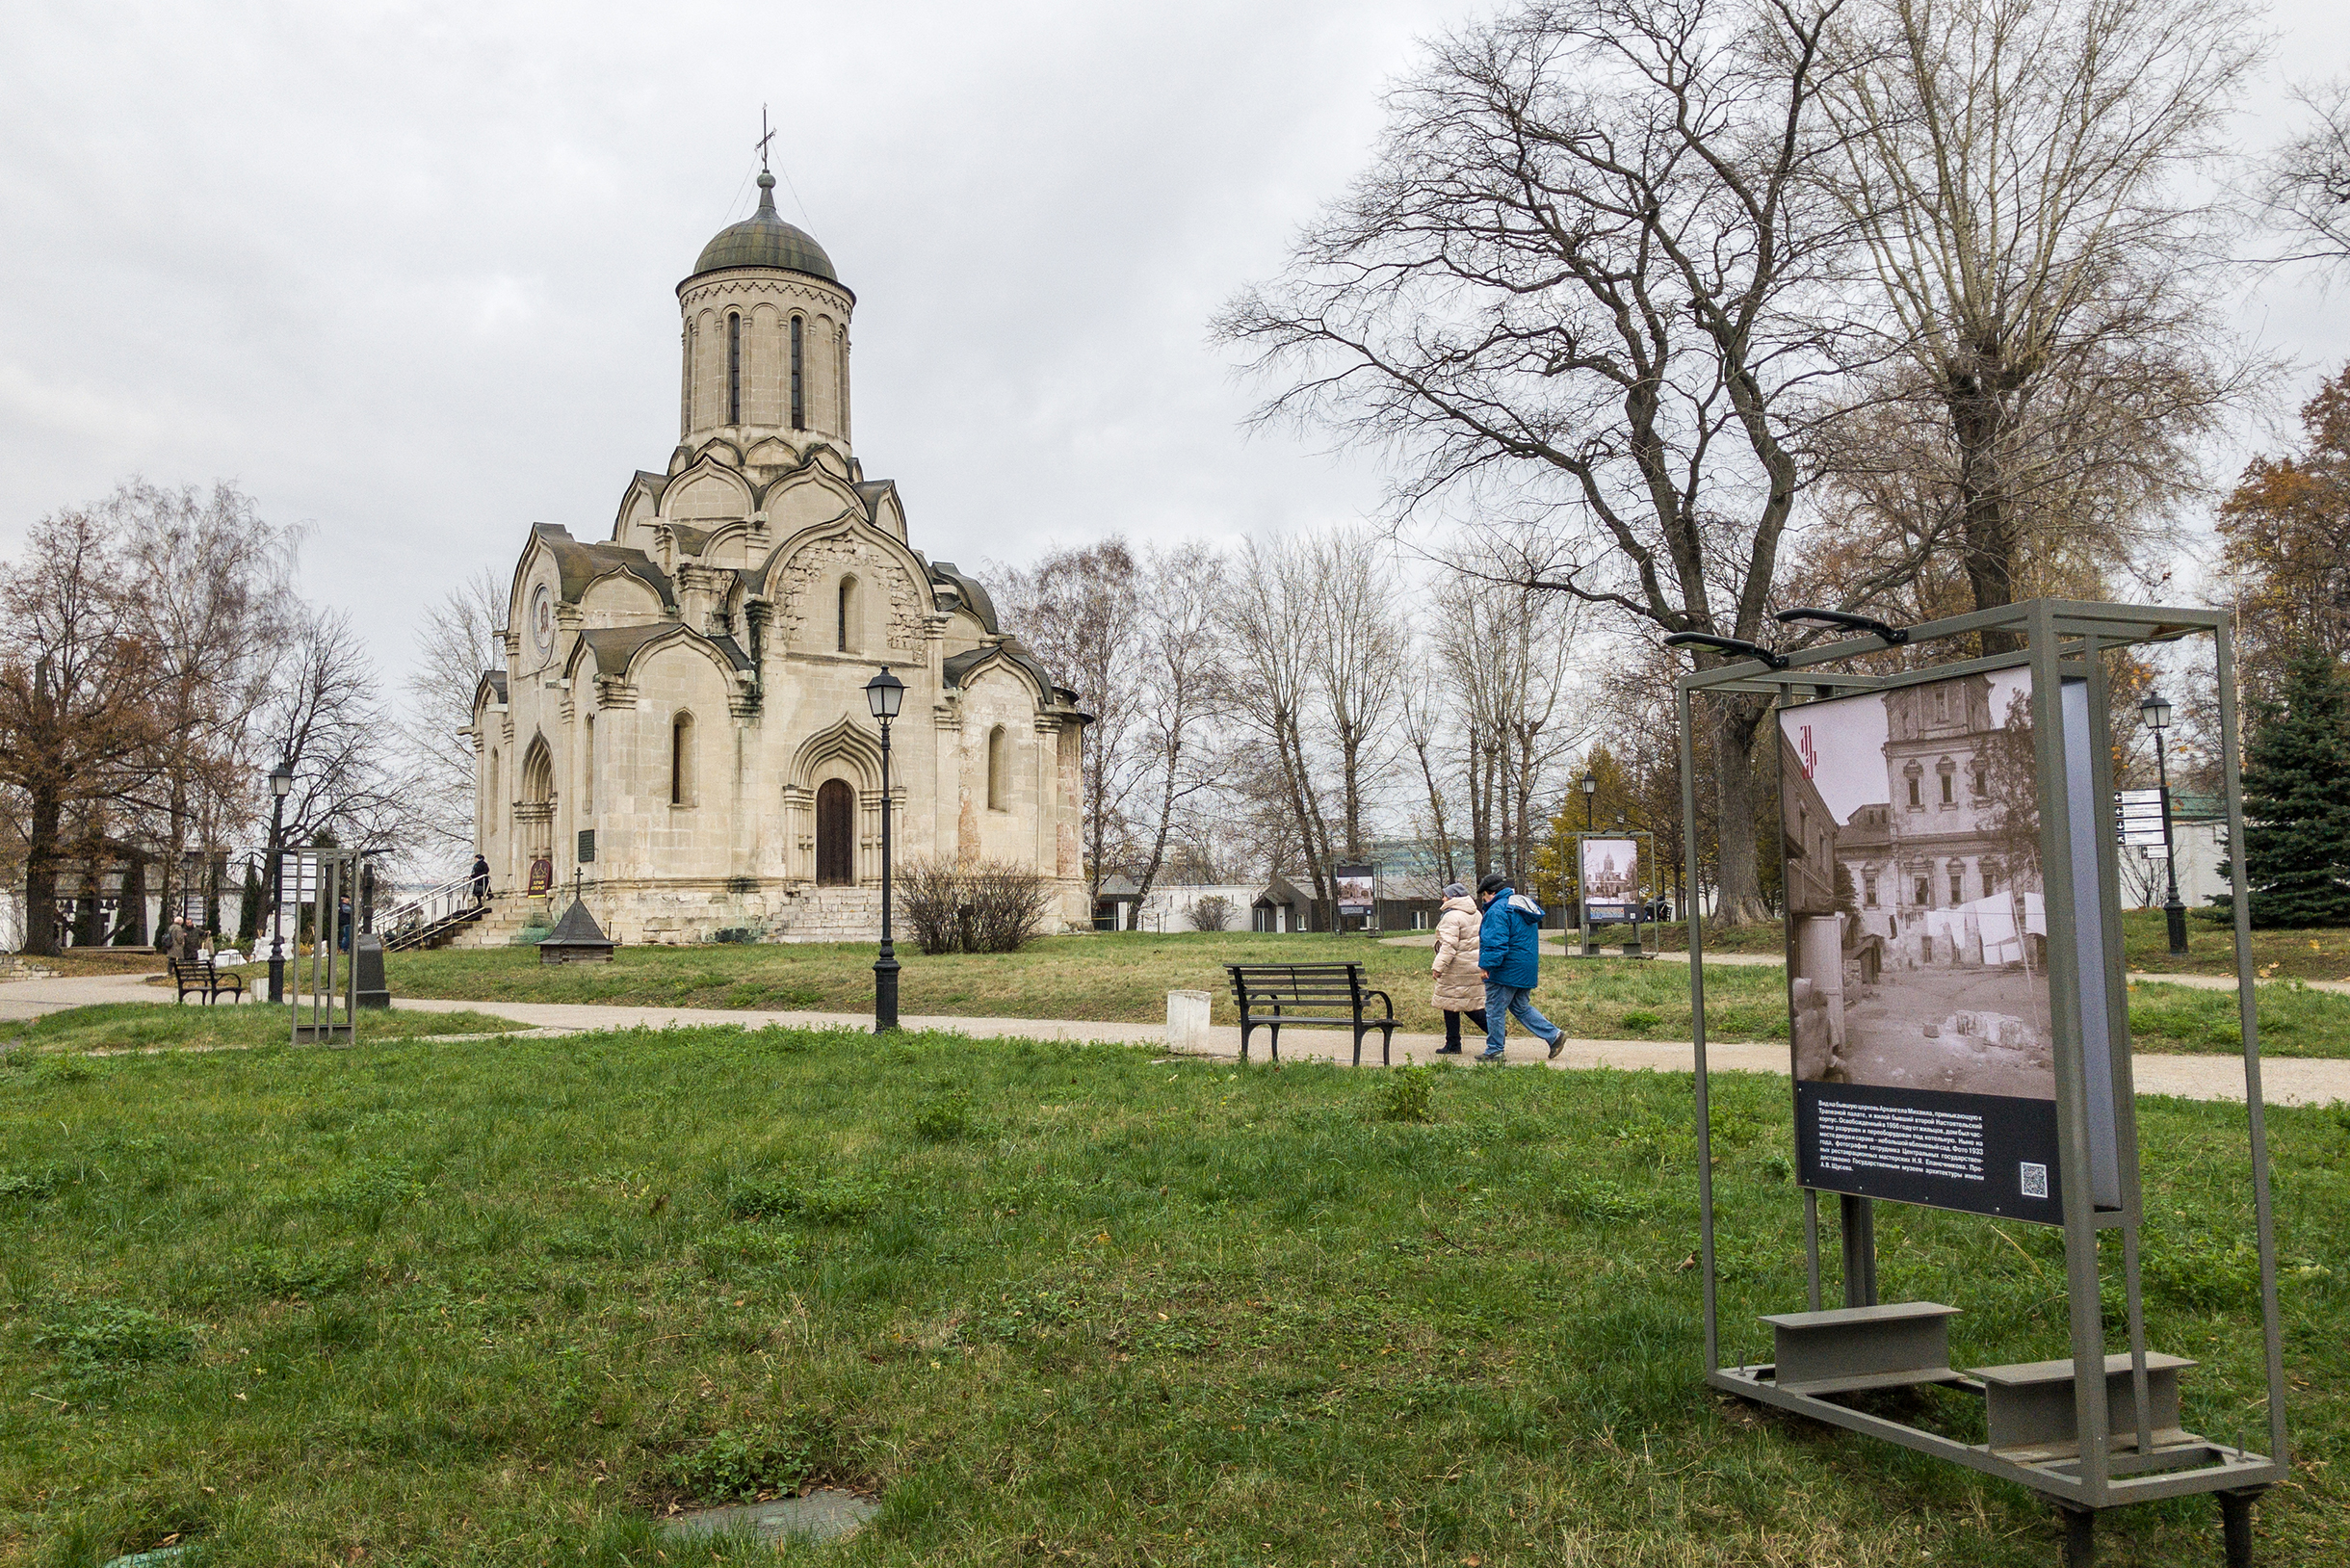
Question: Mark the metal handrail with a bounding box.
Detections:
[379,872,492,940]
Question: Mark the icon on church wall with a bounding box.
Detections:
[1780,668,2064,1222]
[1579,836,1640,919]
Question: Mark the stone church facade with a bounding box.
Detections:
[464,170,1090,944]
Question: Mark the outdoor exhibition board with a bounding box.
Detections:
[1675,601,2286,1562]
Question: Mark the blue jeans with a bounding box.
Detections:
[1482,981,1561,1057]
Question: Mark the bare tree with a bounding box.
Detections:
[1219,0,1853,923]
[0,506,165,954]
[1431,560,1588,884]
[2259,80,2350,271]
[1816,0,2261,645]
[402,567,508,868]
[993,540,1147,901]
[110,482,296,926]
[1222,536,1339,903]
[1397,665,1460,886]
[265,610,408,857]
[1306,527,1406,861]
[1127,542,1230,902]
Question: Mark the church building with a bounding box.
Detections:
[464,170,1091,943]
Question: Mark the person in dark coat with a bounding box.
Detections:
[470,854,491,905]
[1475,872,1564,1061]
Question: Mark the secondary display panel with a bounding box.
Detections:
[1779,667,2063,1222]
[1580,836,1641,920]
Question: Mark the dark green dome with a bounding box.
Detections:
[688,172,837,283]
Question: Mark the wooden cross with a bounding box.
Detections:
[755,106,775,173]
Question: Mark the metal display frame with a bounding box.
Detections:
[1675,601,2285,1560]
[1573,828,1656,957]
[289,847,361,1046]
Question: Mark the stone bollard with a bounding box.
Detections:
[1166,989,1212,1055]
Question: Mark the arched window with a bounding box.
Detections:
[670,712,695,806]
[1948,860,1965,906]
[987,724,1008,810]
[582,716,595,817]
[837,326,849,439]
[682,322,695,431]
[726,312,742,426]
[837,575,858,653]
[1938,758,1956,805]
[790,315,805,430]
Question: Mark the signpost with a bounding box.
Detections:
[1672,601,2285,1565]
[1334,863,1378,930]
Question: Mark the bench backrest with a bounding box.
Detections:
[1225,962,1366,1007]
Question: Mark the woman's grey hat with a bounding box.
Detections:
[1443,881,1470,900]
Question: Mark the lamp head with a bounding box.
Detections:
[865,667,905,720]
[1580,772,1597,796]
[2139,693,2172,732]
[270,762,294,799]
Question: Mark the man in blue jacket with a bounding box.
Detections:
[1475,871,1564,1061]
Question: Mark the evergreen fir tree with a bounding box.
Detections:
[2225,642,2350,927]
[237,856,263,946]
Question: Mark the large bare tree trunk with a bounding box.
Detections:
[1710,696,1773,926]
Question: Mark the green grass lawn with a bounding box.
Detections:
[386,931,1798,1043]
[1614,908,2350,981]
[3,1005,535,1059]
[1,1026,2343,1566]
[2123,910,2350,982]
[381,931,2350,1058]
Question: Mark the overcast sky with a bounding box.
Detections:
[4,0,2346,693]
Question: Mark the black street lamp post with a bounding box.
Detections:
[1581,770,1597,831]
[266,760,293,1004]
[865,668,904,1032]
[2141,693,2189,956]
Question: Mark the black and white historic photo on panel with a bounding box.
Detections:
[1780,671,2053,1101]
[1580,837,1638,916]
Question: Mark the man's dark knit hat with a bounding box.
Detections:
[1476,873,1509,896]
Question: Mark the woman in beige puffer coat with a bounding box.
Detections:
[1429,883,1489,1054]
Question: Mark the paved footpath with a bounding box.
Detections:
[5,973,2345,1106]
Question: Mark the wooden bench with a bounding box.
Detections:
[170,958,245,1006]
[1224,962,1397,1065]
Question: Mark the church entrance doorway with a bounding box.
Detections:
[816,779,855,885]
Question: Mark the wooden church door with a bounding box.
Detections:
[816,779,855,885]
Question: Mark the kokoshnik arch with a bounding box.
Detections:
[463,170,1092,944]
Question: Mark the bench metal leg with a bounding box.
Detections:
[1380,1025,1395,1065]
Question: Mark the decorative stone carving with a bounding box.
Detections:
[773,532,921,653]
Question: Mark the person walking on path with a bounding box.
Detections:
[1430,881,1489,1054]
[1475,872,1564,1060]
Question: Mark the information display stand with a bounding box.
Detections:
[1574,830,1654,957]
[289,847,361,1046]
[1673,602,2286,1564]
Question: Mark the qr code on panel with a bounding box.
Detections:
[2020,1162,2049,1199]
